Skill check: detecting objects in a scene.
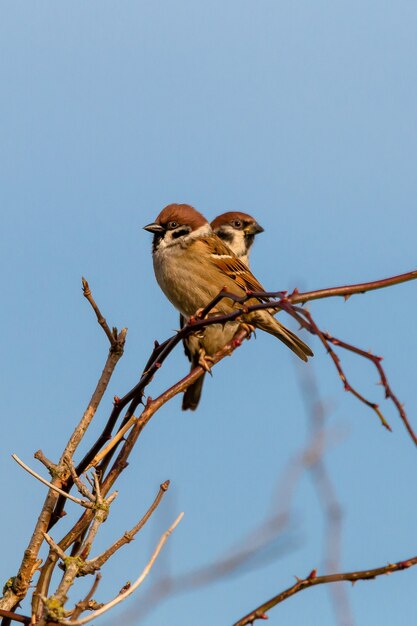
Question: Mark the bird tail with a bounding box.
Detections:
[254,315,313,362]
[182,373,206,411]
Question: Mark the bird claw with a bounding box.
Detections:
[239,322,256,338]
[198,349,214,373]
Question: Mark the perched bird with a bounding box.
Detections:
[180,211,264,410]
[211,211,264,266]
[144,204,312,409]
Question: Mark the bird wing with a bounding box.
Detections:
[203,235,268,297]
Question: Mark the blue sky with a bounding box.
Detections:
[1,2,417,625]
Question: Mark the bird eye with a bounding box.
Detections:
[231,219,242,229]
[167,221,179,229]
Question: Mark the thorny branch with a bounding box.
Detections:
[61,268,417,509]
[279,302,417,444]
[233,555,417,626]
[1,269,416,625]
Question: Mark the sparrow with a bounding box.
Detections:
[179,211,264,410]
[144,204,313,409]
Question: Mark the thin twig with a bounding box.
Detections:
[61,512,184,626]
[85,480,170,572]
[11,455,93,509]
[233,555,417,625]
[283,301,417,445]
[64,458,95,502]
[288,269,417,304]
[70,574,102,621]
[289,305,392,431]
[34,451,58,474]
[82,277,118,346]
[0,610,31,625]
[58,324,127,479]
[86,415,138,470]
[42,533,68,562]
[322,332,417,446]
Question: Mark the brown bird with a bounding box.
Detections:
[180,211,264,410]
[144,204,312,409]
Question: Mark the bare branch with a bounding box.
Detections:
[284,302,417,445]
[70,574,102,621]
[82,277,119,347]
[86,415,137,470]
[34,450,58,474]
[61,324,127,468]
[233,555,417,625]
[42,533,68,562]
[62,512,184,626]
[0,609,31,625]
[288,269,417,304]
[322,332,417,446]
[85,480,170,572]
[11,455,93,509]
[289,305,392,431]
[64,458,95,502]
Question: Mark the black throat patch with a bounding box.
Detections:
[244,233,254,249]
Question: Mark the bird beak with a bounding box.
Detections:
[143,222,165,233]
[244,222,264,235]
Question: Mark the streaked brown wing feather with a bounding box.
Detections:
[202,235,267,297]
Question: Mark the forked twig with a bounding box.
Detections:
[323,332,417,445]
[61,512,184,626]
[11,455,94,509]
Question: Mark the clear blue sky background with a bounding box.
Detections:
[1,2,417,625]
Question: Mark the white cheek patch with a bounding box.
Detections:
[189,223,212,239]
[211,254,233,259]
[155,222,212,253]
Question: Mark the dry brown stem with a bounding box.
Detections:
[70,574,102,621]
[84,480,170,573]
[233,555,417,625]
[11,455,94,509]
[0,281,126,618]
[81,277,118,347]
[288,269,417,303]
[61,512,184,626]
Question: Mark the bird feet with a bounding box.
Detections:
[189,307,206,323]
[198,349,214,373]
[239,322,256,338]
